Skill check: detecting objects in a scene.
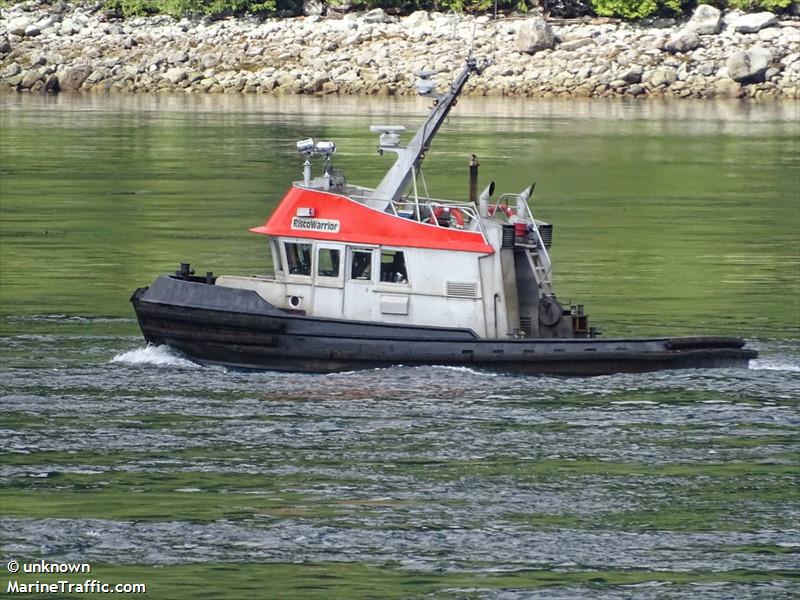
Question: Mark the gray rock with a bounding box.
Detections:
[201,54,220,69]
[697,61,715,76]
[515,18,555,54]
[665,30,700,53]
[34,16,57,31]
[647,66,677,87]
[651,17,676,28]
[765,66,781,80]
[686,4,721,35]
[757,27,781,42]
[404,10,429,27]
[781,52,800,67]
[303,0,324,16]
[559,38,595,51]
[164,67,188,84]
[5,74,23,88]
[362,8,389,23]
[58,65,91,91]
[20,70,44,89]
[733,12,777,34]
[791,1,800,16]
[59,18,80,35]
[8,17,32,36]
[86,70,105,84]
[4,62,22,77]
[168,50,189,64]
[44,74,60,92]
[328,0,352,12]
[727,47,771,83]
[0,37,11,54]
[621,64,643,84]
[24,24,41,37]
[712,77,742,98]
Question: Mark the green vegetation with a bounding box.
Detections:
[98,0,533,18]
[589,0,680,19]
[724,0,793,12]
[589,0,791,19]
[2,0,793,21]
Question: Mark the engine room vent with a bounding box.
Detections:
[446,281,478,298]
[537,223,553,248]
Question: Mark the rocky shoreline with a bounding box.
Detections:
[2,2,799,99]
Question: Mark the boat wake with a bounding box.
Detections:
[751,358,800,372]
[110,345,200,369]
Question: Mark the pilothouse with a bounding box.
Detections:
[131,58,756,374]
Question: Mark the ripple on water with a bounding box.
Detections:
[1,335,798,598]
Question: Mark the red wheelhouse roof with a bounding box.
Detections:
[250,186,494,254]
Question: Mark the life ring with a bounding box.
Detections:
[430,206,465,228]
[488,204,515,218]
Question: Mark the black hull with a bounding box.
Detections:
[131,276,757,375]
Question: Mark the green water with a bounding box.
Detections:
[1,94,799,599]
[1,94,798,338]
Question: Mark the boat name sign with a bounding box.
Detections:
[291,217,341,233]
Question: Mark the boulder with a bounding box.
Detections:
[44,74,60,93]
[686,4,721,35]
[515,18,555,54]
[733,12,777,34]
[404,10,429,27]
[665,30,700,53]
[559,38,595,51]
[620,64,643,84]
[4,62,22,77]
[167,50,189,64]
[24,24,41,37]
[20,70,44,90]
[59,18,81,35]
[362,8,389,23]
[7,17,32,36]
[727,47,771,83]
[164,67,188,84]
[303,0,324,16]
[5,75,23,88]
[327,0,352,13]
[58,65,91,91]
[0,36,11,55]
[712,78,743,98]
[647,66,677,87]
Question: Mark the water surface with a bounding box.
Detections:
[1,94,798,598]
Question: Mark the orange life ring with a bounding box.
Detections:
[431,206,465,228]
[488,204,515,218]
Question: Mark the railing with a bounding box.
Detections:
[489,192,553,291]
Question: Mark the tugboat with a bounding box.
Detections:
[131,58,757,374]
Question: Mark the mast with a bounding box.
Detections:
[367,58,482,211]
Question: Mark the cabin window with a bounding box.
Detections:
[317,248,340,278]
[350,249,373,281]
[285,242,312,276]
[271,240,283,273]
[380,250,408,284]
